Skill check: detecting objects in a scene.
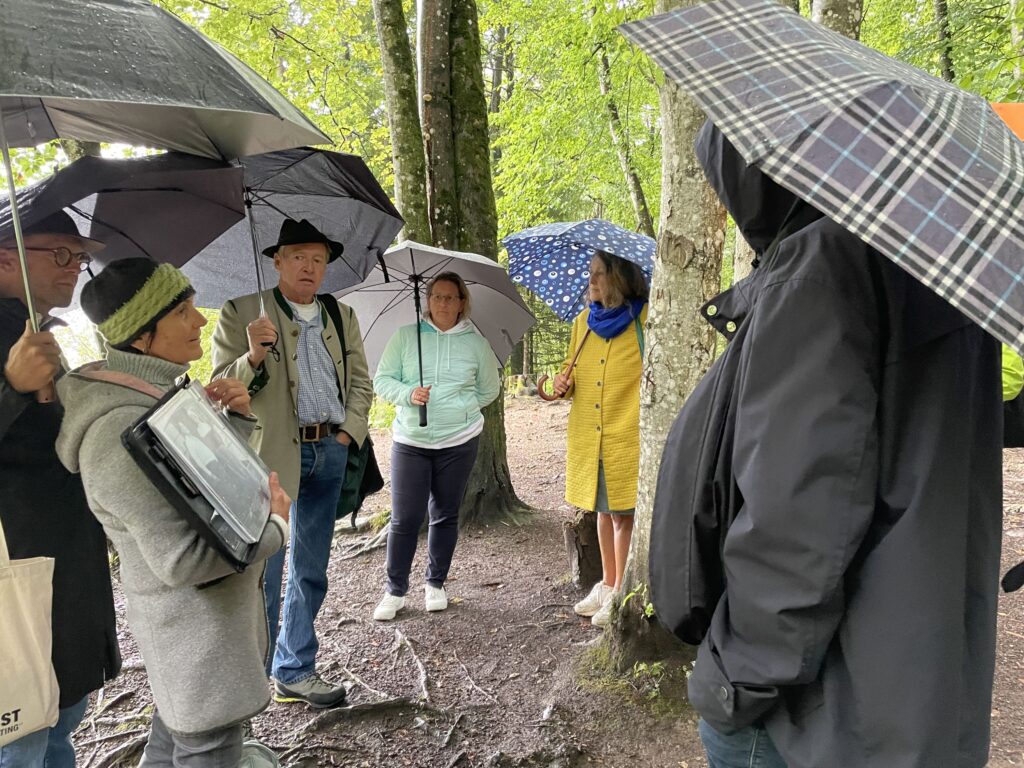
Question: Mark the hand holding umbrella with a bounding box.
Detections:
[3,320,61,401]
[245,315,279,367]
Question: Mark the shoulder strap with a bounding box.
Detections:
[318,294,349,395]
[74,362,163,400]
[634,317,645,358]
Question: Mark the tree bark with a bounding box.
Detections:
[811,0,863,40]
[372,0,431,242]
[611,0,727,667]
[564,510,603,587]
[449,0,525,524]
[597,48,656,238]
[733,230,756,284]
[934,0,956,82]
[1012,0,1023,83]
[418,0,460,249]
[489,26,506,114]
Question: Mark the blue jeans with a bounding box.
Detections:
[264,436,347,684]
[0,697,89,768]
[699,719,788,768]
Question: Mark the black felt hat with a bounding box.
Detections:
[21,210,104,252]
[262,218,344,262]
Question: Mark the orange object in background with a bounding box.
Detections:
[992,103,1024,140]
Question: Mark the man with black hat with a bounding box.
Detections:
[212,218,372,709]
[0,211,120,767]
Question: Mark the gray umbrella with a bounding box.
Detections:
[0,0,329,331]
[335,241,535,374]
[621,0,1024,352]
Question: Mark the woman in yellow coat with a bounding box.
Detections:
[553,250,648,627]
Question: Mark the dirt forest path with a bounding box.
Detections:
[77,398,1024,767]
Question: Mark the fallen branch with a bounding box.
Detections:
[93,733,148,768]
[453,651,498,705]
[441,713,464,747]
[91,690,134,720]
[394,629,431,704]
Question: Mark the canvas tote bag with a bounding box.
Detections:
[0,516,59,746]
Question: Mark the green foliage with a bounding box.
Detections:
[154,0,395,185]
[485,0,661,237]
[862,0,1023,100]
[369,396,396,429]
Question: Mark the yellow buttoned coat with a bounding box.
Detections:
[563,305,646,511]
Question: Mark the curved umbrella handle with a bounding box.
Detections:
[536,374,561,401]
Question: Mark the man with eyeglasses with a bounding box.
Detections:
[0,210,120,767]
[211,218,371,710]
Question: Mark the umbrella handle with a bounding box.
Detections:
[419,404,428,427]
[536,375,561,401]
[35,381,56,404]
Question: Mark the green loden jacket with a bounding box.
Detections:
[211,288,373,498]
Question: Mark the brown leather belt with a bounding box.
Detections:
[300,422,336,442]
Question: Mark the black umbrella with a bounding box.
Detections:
[0,152,245,309]
[181,148,405,311]
[0,0,330,333]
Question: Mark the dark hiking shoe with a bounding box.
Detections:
[273,673,347,709]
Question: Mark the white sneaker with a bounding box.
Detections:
[373,593,406,621]
[573,581,613,617]
[591,592,619,628]
[424,584,448,612]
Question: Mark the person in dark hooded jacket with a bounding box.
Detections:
[660,122,1002,768]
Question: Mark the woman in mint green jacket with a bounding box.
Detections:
[372,272,501,620]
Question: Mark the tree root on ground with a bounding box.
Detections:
[393,628,432,704]
[335,527,388,560]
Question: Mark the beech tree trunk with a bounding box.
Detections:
[372,0,431,242]
[1012,0,1023,82]
[611,0,727,666]
[811,0,863,40]
[934,0,956,82]
[733,230,756,284]
[597,48,656,238]
[419,0,460,249]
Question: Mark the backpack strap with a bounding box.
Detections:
[317,294,349,400]
[74,362,163,400]
[634,317,645,358]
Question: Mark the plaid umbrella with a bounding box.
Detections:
[621,0,1024,351]
[503,219,655,321]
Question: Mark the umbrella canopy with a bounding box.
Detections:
[621,0,1024,351]
[0,0,329,158]
[334,241,535,374]
[0,152,245,312]
[993,103,1024,140]
[503,219,655,321]
[182,148,404,309]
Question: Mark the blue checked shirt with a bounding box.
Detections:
[290,303,346,428]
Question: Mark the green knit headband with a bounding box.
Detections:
[97,263,192,346]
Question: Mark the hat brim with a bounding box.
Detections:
[18,231,106,254]
[262,239,344,263]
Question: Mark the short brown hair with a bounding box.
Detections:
[592,250,649,308]
[424,271,471,321]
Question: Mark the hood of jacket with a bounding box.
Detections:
[56,348,187,474]
[695,120,810,256]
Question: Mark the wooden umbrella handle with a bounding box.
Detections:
[537,329,592,402]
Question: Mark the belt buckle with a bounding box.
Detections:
[300,424,320,443]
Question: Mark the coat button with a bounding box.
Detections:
[596,426,601,431]
[726,321,737,333]
[289,380,296,388]
[718,686,730,702]
[600,359,605,364]
[595,403,600,409]
[706,305,718,317]
[597,381,602,387]
[291,329,299,337]
[292,437,299,444]
[292,353,298,361]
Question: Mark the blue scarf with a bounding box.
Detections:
[587,298,647,340]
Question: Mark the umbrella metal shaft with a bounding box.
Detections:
[0,105,40,333]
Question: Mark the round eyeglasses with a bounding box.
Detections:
[26,247,93,271]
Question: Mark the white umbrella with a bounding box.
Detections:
[335,240,535,376]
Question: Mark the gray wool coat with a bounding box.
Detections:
[56,348,288,736]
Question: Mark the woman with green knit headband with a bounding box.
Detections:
[54,258,292,766]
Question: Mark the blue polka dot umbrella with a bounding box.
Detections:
[502,219,656,321]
